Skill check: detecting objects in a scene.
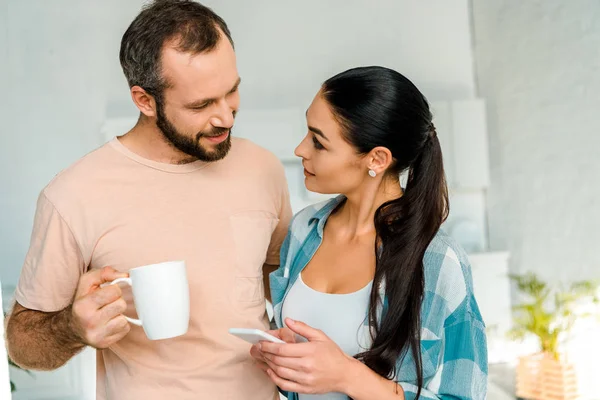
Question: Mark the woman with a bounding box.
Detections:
[251,66,487,400]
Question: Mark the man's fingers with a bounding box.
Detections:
[70,286,123,336]
[95,327,131,349]
[88,285,123,309]
[70,267,132,349]
[104,315,131,338]
[99,297,128,321]
[99,266,128,283]
[78,267,128,296]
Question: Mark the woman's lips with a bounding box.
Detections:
[303,168,315,177]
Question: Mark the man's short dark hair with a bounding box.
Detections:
[119,0,234,101]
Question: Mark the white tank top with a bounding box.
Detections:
[281,273,373,400]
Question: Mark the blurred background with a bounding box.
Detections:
[1,1,599,399]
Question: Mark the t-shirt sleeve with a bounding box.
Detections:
[14,191,86,312]
[265,164,292,266]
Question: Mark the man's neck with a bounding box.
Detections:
[118,117,196,165]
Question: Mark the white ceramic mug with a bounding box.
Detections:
[108,260,189,340]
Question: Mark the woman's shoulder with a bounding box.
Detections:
[422,229,482,322]
[424,229,470,269]
[288,196,343,235]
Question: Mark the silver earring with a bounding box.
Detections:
[368,169,377,178]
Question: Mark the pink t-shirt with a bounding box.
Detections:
[15,137,292,399]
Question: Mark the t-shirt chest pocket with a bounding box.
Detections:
[229,211,279,303]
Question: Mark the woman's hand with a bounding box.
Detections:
[249,326,297,373]
[258,318,355,395]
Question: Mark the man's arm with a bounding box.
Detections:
[6,302,84,370]
[263,154,292,305]
[263,263,278,303]
[6,267,130,371]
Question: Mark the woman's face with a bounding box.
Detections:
[294,92,369,195]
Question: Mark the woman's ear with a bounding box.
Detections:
[366,146,393,176]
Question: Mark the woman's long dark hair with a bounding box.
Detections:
[322,66,449,398]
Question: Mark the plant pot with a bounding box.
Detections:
[517,353,543,399]
[516,353,579,400]
[539,354,578,400]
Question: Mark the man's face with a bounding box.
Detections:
[156,35,240,162]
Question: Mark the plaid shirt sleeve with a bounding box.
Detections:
[397,240,488,400]
[399,315,488,400]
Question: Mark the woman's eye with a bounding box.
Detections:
[312,135,324,150]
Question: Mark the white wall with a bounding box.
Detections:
[471,0,600,283]
[0,0,142,287]
[105,0,478,114]
[206,0,477,107]
[0,0,478,289]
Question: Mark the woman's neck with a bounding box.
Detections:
[334,177,403,240]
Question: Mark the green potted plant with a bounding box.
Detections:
[509,273,599,400]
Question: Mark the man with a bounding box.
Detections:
[6,1,291,399]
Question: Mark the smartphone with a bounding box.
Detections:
[228,328,285,345]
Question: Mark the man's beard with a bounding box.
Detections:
[156,102,232,163]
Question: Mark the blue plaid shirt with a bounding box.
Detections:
[270,196,488,400]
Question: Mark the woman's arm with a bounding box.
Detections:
[342,357,406,399]
[344,316,487,400]
[398,315,488,400]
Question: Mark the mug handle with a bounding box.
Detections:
[106,278,143,327]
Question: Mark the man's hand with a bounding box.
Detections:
[6,266,132,370]
[70,266,131,349]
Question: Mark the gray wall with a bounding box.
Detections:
[472,0,600,283]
